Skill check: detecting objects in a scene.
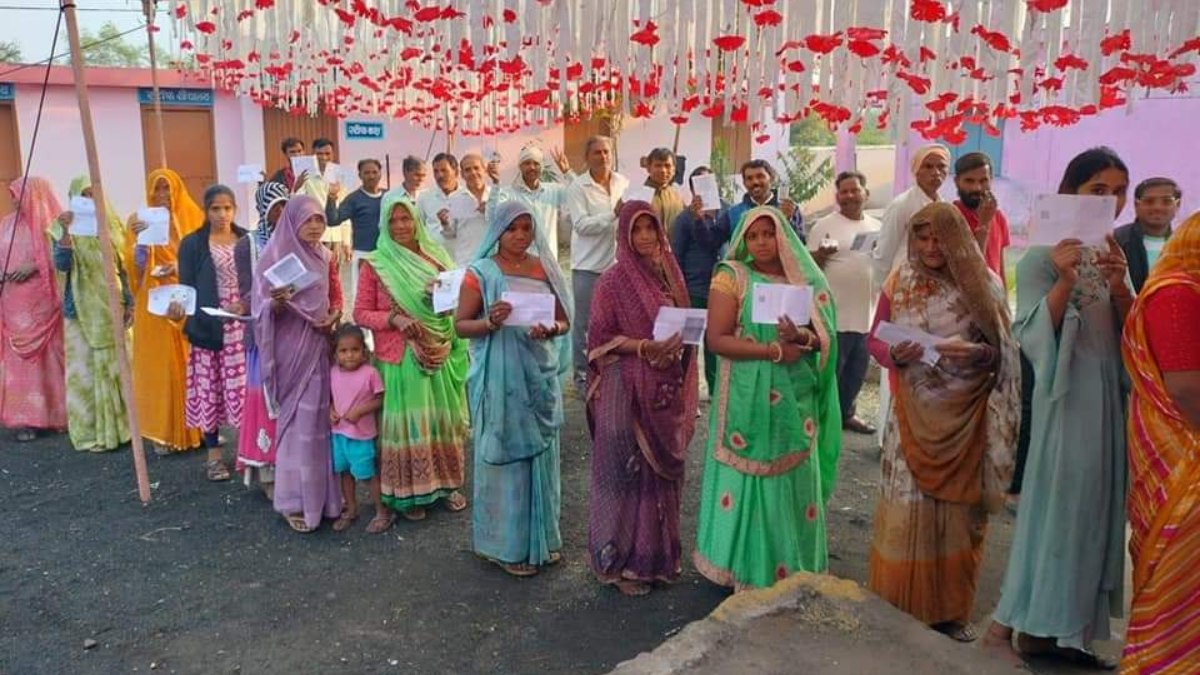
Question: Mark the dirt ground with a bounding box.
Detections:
[1,375,1114,674]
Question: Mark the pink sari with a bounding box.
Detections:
[0,177,66,429]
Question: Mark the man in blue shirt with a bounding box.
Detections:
[325,158,385,304]
[718,159,805,244]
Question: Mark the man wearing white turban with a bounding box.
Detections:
[872,144,951,285]
[485,144,575,260]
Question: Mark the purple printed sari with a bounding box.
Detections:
[585,201,699,584]
[252,196,341,529]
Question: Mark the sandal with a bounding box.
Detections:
[547,551,563,566]
[15,428,36,442]
[934,622,979,643]
[495,560,538,577]
[445,491,468,512]
[205,459,232,482]
[285,514,314,533]
[401,507,427,521]
[332,508,358,532]
[616,580,652,597]
[366,510,396,534]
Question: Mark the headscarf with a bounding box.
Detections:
[1148,210,1200,279]
[59,176,126,348]
[586,201,697,480]
[254,181,289,243]
[0,177,63,356]
[251,196,331,410]
[910,144,951,175]
[367,192,462,371]
[129,169,204,290]
[471,200,572,321]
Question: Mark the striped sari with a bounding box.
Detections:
[1120,214,1200,674]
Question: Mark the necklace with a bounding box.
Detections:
[497,251,531,270]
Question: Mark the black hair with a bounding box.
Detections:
[954,152,992,176]
[740,159,778,182]
[312,138,335,151]
[402,155,425,174]
[687,165,713,192]
[1135,177,1182,201]
[432,152,459,171]
[333,323,367,349]
[1057,146,1129,195]
[281,137,303,154]
[203,183,237,210]
[647,147,675,164]
[834,170,868,190]
[357,158,382,172]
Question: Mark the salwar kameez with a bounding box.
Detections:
[185,242,245,431]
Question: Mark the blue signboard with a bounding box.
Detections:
[0,83,13,102]
[137,87,214,107]
[345,120,385,141]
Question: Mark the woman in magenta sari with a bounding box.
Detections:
[0,177,67,441]
[252,196,343,533]
[586,201,699,595]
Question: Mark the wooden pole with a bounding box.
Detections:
[142,0,168,169]
[61,0,153,503]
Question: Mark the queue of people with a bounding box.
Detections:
[1,137,1197,672]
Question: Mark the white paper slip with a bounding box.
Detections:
[68,196,98,237]
[236,164,264,184]
[623,185,655,205]
[691,173,722,211]
[851,231,880,252]
[322,162,343,185]
[200,306,250,321]
[136,207,171,246]
[750,283,812,326]
[501,291,556,327]
[263,253,320,291]
[652,307,708,345]
[1027,194,1117,247]
[872,321,944,367]
[448,192,480,222]
[147,284,196,317]
[290,155,321,181]
[432,268,466,313]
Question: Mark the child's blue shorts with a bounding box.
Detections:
[331,433,376,480]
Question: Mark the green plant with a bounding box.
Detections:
[708,138,739,205]
[776,145,833,206]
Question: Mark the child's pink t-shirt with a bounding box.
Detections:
[330,363,385,440]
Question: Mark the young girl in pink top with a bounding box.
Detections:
[329,324,388,533]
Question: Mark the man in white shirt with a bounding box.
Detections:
[565,135,629,388]
[444,153,491,266]
[416,152,468,253]
[809,171,881,435]
[399,155,427,202]
[486,144,575,261]
[871,144,951,287]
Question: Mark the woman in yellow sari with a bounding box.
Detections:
[1120,212,1200,674]
[126,169,204,453]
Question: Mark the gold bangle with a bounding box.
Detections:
[637,339,648,360]
[770,341,784,363]
[485,317,498,332]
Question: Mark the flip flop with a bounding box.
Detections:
[205,459,232,482]
[332,509,358,532]
[15,429,36,442]
[402,507,427,521]
[285,514,314,534]
[934,622,979,643]
[547,551,563,566]
[366,510,396,534]
[445,491,468,512]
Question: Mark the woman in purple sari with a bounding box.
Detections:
[586,201,700,596]
[252,196,343,533]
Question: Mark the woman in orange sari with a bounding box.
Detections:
[0,177,67,441]
[1120,212,1200,674]
[126,169,204,453]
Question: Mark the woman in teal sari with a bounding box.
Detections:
[454,201,572,577]
[694,206,841,590]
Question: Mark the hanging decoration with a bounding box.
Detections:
[170,0,1200,144]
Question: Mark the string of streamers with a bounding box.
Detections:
[170,0,1200,144]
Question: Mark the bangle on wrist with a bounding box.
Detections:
[770,341,783,363]
[637,339,648,360]
[485,317,498,332]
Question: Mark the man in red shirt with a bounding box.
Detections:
[953,152,1011,286]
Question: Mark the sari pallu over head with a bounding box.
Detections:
[466,200,573,465]
[885,203,1019,510]
[1,177,63,358]
[126,169,204,294]
[587,201,698,481]
[251,196,331,416]
[713,206,841,501]
[56,176,127,350]
[368,192,467,376]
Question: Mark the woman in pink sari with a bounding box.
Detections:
[0,177,66,441]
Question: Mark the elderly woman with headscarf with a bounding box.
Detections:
[455,201,572,577]
[1120,211,1200,673]
[234,181,289,495]
[693,206,841,590]
[354,192,469,530]
[586,201,698,596]
[51,176,133,451]
[252,196,343,533]
[0,177,66,442]
[126,169,204,454]
[866,203,1020,643]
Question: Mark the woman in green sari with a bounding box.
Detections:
[354,193,470,529]
[694,206,841,589]
[51,176,133,452]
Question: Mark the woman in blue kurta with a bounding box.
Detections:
[454,201,572,577]
[983,147,1132,670]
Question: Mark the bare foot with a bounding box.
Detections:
[616,580,651,597]
[980,624,1026,669]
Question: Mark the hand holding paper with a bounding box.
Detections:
[432,269,466,313]
[652,307,707,345]
[751,283,812,325]
[263,253,319,292]
[501,291,556,327]
[136,207,170,246]
[690,173,722,211]
[872,321,944,367]
[290,155,320,183]
[148,284,196,317]
[1027,194,1117,247]
[67,196,98,237]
